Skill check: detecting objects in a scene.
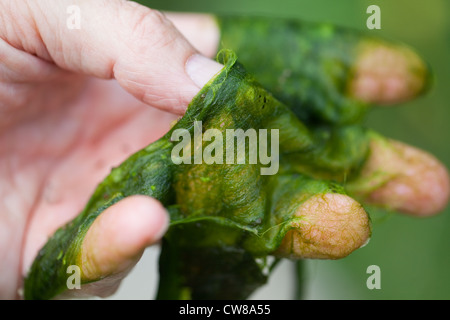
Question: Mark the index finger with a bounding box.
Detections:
[167,13,431,124]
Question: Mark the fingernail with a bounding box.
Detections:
[186,54,223,88]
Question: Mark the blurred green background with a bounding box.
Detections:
[145,0,450,299]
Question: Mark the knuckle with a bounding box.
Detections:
[132,9,165,33]
[125,5,173,44]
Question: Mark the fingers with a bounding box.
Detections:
[67,195,168,298]
[349,39,431,105]
[275,193,371,259]
[0,0,222,114]
[347,132,450,217]
[0,2,430,115]
[178,14,431,109]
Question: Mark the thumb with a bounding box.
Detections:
[61,195,169,299]
[5,0,223,114]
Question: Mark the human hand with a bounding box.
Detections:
[2,1,448,300]
[0,0,222,299]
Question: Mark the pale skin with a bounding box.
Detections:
[0,0,447,299]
